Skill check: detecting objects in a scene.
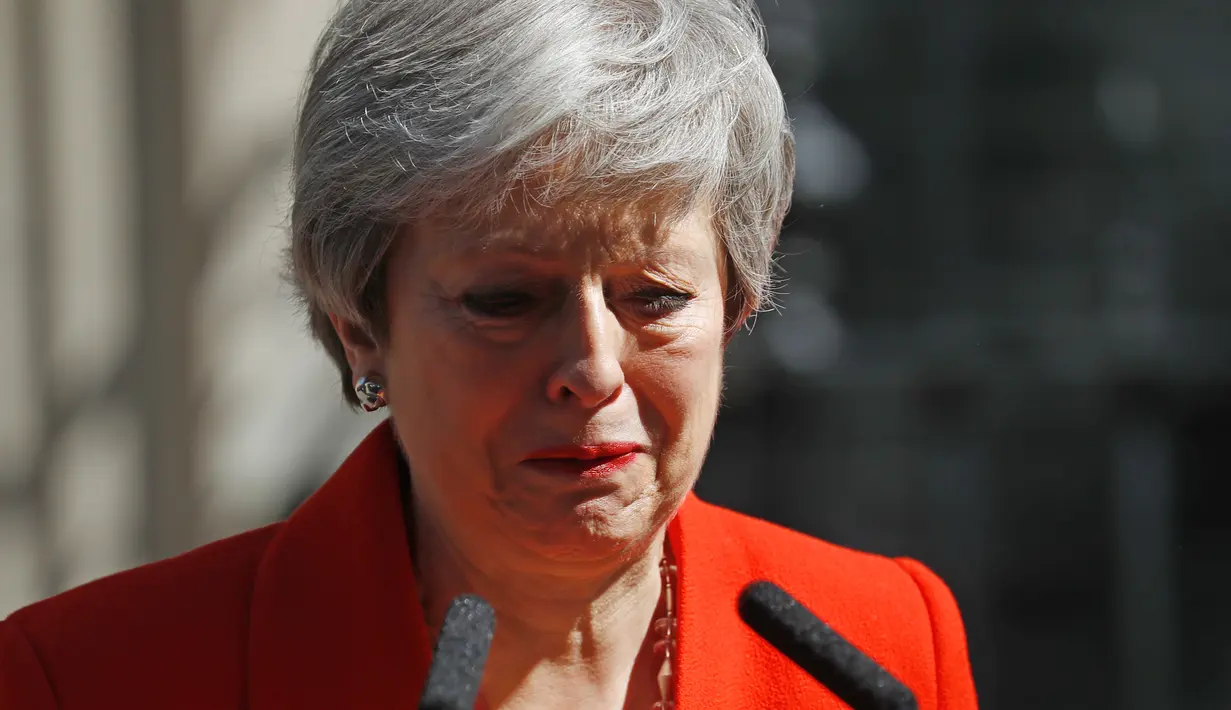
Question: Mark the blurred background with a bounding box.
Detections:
[0,0,1227,707]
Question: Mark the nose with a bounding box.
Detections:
[545,283,626,409]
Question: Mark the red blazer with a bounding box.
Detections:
[1,421,977,709]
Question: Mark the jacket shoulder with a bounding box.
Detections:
[684,496,921,595]
[678,497,978,709]
[3,523,282,708]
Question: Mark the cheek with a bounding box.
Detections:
[398,349,516,427]
[383,303,524,463]
[633,327,725,446]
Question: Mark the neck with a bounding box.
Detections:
[409,499,668,709]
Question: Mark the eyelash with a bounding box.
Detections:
[460,288,694,321]
[632,290,694,317]
[460,292,539,319]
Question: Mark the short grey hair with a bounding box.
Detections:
[289,0,795,405]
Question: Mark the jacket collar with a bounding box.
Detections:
[247,419,714,709]
[249,419,432,709]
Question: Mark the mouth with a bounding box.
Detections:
[520,443,644,480]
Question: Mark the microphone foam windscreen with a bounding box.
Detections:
[738,581,917,710]
[419,594,496,710]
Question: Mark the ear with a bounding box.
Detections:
[328,313,385,381]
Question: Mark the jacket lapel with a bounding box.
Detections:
[248,420,433,710]
[670,494,772,708]
[671,497,911,709]
[673,495,851,709]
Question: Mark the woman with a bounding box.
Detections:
[0,0,977,708]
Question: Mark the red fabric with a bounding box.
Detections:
[1,421,977,709]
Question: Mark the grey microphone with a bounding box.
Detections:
[418,594,496,710]
[738,580,918,710]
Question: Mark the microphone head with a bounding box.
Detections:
[419,594,496,710]
[738,580,917,710]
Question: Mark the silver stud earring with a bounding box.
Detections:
[355,375,387,412]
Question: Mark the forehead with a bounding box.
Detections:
[418,200,719,266]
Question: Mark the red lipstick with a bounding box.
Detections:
[521,443,643,479]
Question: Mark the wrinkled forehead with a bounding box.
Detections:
[417,196,718,266]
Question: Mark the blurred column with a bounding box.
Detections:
[13,0,59,597]
[8,0,144,610]
[129,0,197,561]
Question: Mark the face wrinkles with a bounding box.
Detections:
[383,202,727,570]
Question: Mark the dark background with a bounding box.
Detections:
[697,1,1230,708]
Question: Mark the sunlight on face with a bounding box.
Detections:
[382,203,727,569]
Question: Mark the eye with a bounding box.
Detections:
[630,289,694,318]
[460,291,539,319]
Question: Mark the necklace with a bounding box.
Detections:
[652,554,679,709]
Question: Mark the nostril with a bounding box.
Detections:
[546,351,626,407]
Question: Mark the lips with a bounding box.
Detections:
[521,443,644,480]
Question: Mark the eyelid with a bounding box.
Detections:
[456,283,565,323]
[624,281,695,299]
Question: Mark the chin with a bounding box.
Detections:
[509,496,657,563]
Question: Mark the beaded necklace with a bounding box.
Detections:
[651,554,679,709]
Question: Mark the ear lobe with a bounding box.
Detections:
[328,312,383,376]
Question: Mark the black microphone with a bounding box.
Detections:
[418,594,496,710]
[738,581,918,710]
